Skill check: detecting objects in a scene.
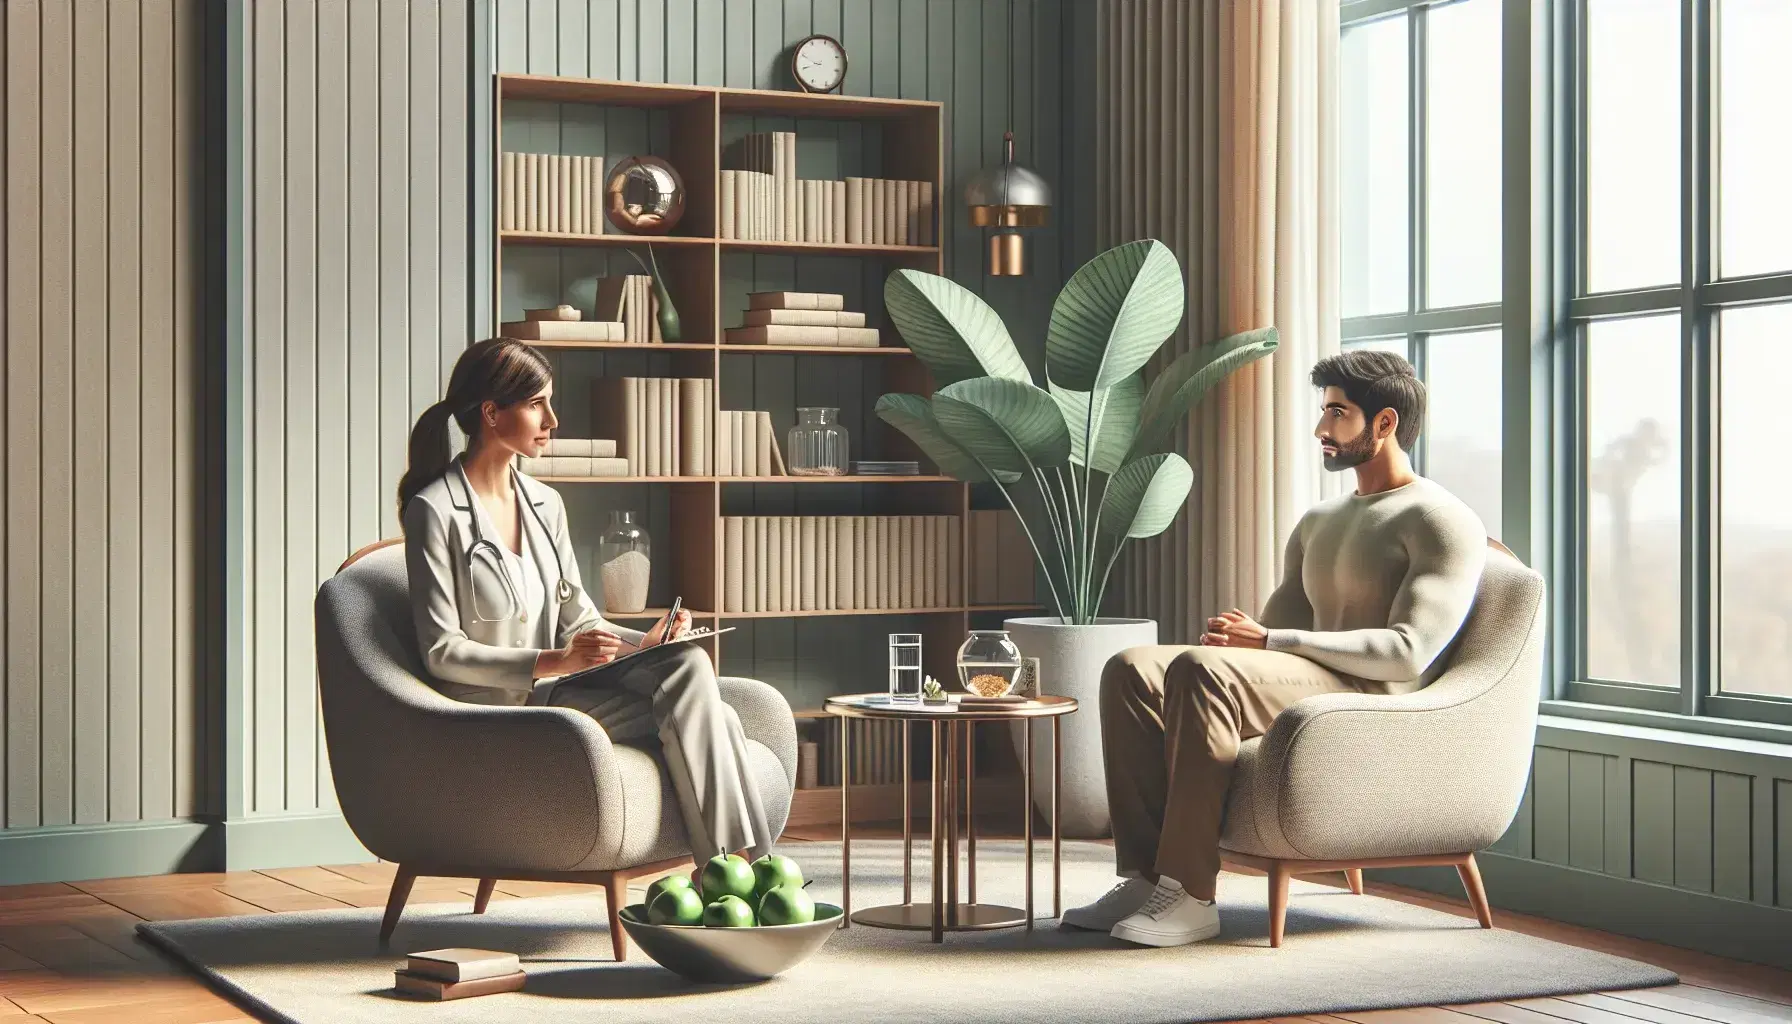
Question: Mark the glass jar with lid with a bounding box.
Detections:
[786,406,850,476]
[597,510,651,614]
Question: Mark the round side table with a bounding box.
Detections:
[823,693,1079,943]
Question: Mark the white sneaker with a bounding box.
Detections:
[1060,877,1157,931]
[1108,876,1221,947]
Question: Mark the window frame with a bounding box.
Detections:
[1342,0,1792,727]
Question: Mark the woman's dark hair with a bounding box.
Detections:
[396,338,554,516]
[1309,349,1426,452]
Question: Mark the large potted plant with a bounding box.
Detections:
[877,239,1277,837]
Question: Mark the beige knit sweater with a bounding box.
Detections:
[1260,476,1487,694]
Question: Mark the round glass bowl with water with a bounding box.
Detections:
[956,630,1023,697]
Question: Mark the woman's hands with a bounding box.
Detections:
[535,628,626,677]
[640,607,691,648]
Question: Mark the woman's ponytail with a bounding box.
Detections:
[394,338,556,527]
[396,399,459,522]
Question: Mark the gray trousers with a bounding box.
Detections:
[546,644,773,862]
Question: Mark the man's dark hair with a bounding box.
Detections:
[1309,350,1425,452]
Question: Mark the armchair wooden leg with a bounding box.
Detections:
[604,872,628,962]
[1457,854,1494,929]
[1345,868,1364,895]
[473,878,497,915]
[379,867,417,946]
[1267,864,1291,948]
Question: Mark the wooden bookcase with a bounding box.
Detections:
[493,75,1038,824]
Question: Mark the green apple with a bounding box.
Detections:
[750,854,804,900]
[702,894,755,928]
[645,872,694,909]
[756,884,816,926]
[647,885,704,926]
[700,853,757,903]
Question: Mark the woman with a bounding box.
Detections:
[396,338,773,863]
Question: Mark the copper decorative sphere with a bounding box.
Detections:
[604,155,686,235]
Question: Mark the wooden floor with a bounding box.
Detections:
[0,824,1786,1023]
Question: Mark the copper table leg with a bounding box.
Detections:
[1024,718,1035,930]
[841,716,851,927]
[946,720,959,928]
[902,718,912,906]
[966,720,976,905]
[931,719,944,943]
[1052,715,1062,919]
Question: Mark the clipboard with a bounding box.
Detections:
[546,627,737,691]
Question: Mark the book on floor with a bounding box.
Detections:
[403,948,521,983]
[394,969,526,1000]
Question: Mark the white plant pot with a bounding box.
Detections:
[1003,616,1158,839]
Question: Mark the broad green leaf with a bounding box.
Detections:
[884,270,1031,387]
[933,377,1071,475]
[1046,240,1185,392]
[1099,453,1194,541]
[1127,327,1280,460]
[1050,374,1143,475]
[875,393,1020,484]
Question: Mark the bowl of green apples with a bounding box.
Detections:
[617,852,842,983]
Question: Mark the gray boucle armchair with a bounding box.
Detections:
[1219,540,1546,946]
[314,541,797,959]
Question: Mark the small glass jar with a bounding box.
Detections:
[956,630,1024,697]
[786,406,849,476]
[597,510,651,614]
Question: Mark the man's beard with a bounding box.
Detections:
[1322,424,1377,472]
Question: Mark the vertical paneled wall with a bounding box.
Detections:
[491,0,1066,705]
[1489,734,1792,913]
[238,0,472,815]
[1,0,213,831]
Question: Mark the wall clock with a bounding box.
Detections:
[791,34,847,94]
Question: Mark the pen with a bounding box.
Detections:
[661,595,682,646]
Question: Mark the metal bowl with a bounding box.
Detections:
[617,903,843,983]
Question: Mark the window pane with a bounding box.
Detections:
[1717,0,1792,278]
[1585,0,1680,294]
[1341,13,1410,317]
[1424,329,1503,539]
[1718,305,1792,698]
[1425,0,1502,309]
[1584,317,1681,688]
[1344,337,1411,360]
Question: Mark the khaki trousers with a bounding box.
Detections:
[1100,645,1365,900]
[546,643,774,863]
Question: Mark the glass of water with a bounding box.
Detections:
[888,633,923,703]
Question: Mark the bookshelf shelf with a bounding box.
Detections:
[496,76,962,795]
[719,344,913,356]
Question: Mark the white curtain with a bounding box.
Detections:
[1099,0,1341,641]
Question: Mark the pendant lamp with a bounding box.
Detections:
[963,0,1051,276]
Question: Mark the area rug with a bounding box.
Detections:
[137,840,1676,1024]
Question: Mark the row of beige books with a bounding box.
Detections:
[725,290,879,348]
[720,131,934,246]
[721,515,962,613]
[498,152,611,235]
[589,377,713,476]
[517,438,623,478]
[967,509,1038,605]
[799,719,906,788]
[715,410,788,476]
[503,275,663,344]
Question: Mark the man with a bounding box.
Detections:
[1062,349,1487,947]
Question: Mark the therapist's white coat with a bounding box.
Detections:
[401,458,645,706]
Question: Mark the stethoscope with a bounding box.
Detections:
[456,461,574,624]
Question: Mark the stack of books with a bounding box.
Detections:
[853,460,920,476]
[590,377,714,476]
[501,305,625,344]
[716,411,788,477]
[592,274,663,344]
[968,509,1038,605]
[719,131,850,243]
[721,514,962,613]
[394,948,524,1001]
[844,177,936,246]
[499,152,607,234]
[518,437,626,478]
[726,292,879,349]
